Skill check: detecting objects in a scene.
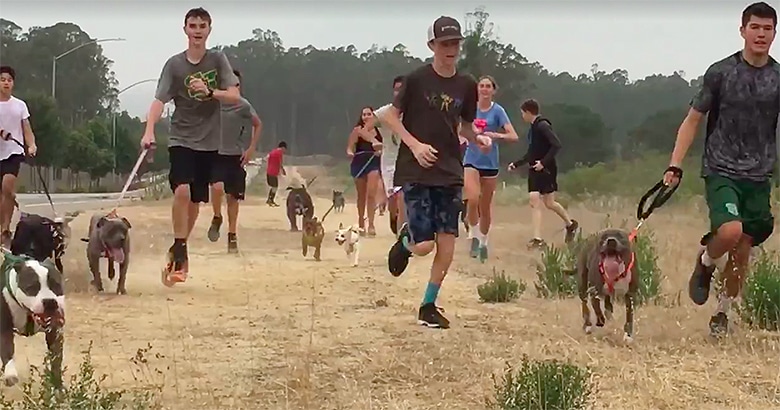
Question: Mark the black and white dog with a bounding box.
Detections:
[10,211,80,275]
[0,254,65,387]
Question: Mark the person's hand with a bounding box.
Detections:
[346,150,355,159]
[475,134,492,153]
[372,141,383,156]
[240,145,256,167]
[507,162,517,172]
[663,165,683,187]
[26,143,37,157]
[484,131,501,140]
[410,140,438,168]
[532,161,544,171]
[188,78,209,96]
[141,131,156,149]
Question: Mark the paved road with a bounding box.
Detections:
[15,165,262,219]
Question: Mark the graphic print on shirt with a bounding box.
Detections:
[184,69,217,101]
[425,91,463,114]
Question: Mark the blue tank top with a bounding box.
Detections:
[463,102,510,170]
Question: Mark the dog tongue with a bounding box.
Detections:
[602,255,624,280]
[110,248,125,264]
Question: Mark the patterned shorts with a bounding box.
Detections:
[402,183,462,243]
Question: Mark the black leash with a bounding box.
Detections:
[629,166,683,241]
[0,131,58,218]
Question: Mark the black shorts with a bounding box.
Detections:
[211,154,247,200]
[527,169,558,195]
[464,164,499,178]
[0,154,25,178]
[266,174,279,188]
[168,146,218,203]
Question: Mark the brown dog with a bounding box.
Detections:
[568,228,638,343]
[301,217,325,261]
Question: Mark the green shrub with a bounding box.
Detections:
[0,342,160,410]
[534,244,578,299]
[478,268,526,303]
[740,248,780,331]
[632,228,664,306]
[489,355,593,410]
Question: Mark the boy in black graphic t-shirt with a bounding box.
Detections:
[379,16,491,329]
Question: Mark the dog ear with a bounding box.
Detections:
[286,186,293,191]
[338,222,343,230]
[97,217,107,228]
[121,217,132,229]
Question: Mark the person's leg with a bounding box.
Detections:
[463,166,481,257]
[376,176,387,216]
[396,190,406,234]
[388,184,437,276]
[0,155,22,248]
[690,175,743,306]
[207,155,225,242]
[366,169,380,236]
[225,156,246,253]
[529,191,544,246]
[540,172,579,243]
[354,176,368,232]
[417,186,461,329]
[477,174,497,262]
[166,147,198,282]
[266,174,278,205]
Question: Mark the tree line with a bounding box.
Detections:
[0,7,706,192]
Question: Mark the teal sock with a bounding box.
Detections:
[422,282,440,306]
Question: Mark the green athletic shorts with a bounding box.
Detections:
[704,174,774,246]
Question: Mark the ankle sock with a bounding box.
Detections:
[422,282,440,306]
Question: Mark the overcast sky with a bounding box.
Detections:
[3,0,759,118]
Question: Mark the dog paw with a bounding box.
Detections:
[3,360,18,387]
[623,333,634,344]
[584,325,592,334]
[605,310,613,321]
[596,320,605,328]
[117,288,127,295]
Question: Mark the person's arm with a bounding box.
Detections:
[145,59,175,135]
[213,52,240,104]
[347,127,359,156]
[20,102,35,150]
[246,103,262,152]
[510,151,531,168]
[670,64,719,167]
[538,121,562,166]
[458,77,480,143]
[487,106,518,141]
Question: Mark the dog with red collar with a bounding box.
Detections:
[81,210,132,294]
[568,228,638,343]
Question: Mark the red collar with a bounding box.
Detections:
[599,252,635,294]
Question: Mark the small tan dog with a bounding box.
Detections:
[301,216,325,261]
[335,222,362,267]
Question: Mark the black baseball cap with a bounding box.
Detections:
[427,16,464,43]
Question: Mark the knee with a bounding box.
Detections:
[211,182,224,194]
[529,193,542,208]
[416,241,435,256]
[173,185,191,202]
[542,196,556,209]
[1,178,16,196]
[716,221,743,248]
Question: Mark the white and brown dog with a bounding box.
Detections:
[335,223,362,267]
[0,254,65,387]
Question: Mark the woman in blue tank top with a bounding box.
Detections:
[346,106,382,236]
[462,76,518,262]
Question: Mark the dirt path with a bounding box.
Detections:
[3,183,780,409]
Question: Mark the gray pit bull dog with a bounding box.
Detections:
[567,228,638,343]
[81,212,132,295]
[0,255,65,388]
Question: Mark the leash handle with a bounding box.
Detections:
[637,180,678,221]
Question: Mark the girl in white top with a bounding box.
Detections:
[366,75,405,236]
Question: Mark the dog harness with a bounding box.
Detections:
[599,252,635,295]
[1,253,39,336]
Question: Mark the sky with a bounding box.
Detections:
[2,0,757,118]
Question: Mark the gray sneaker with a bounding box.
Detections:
[469,237,480,258]
[478,245,488,263]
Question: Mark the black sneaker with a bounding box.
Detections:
[207,216,222,242]
[527,238,547,250]
[390,214,398,236]
[418,303,450,329]
[227,233,238,254]
[565,219,579,244]
[689,248,715,306]
[388,223,412,277]
[709,312,728,337]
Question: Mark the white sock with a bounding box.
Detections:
[469,224,478,239]
[701,249,728,271]
[480,232,488,246]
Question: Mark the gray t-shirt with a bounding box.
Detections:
[154,50,239,151]
[220,97,257,156]
[692,51,780,181]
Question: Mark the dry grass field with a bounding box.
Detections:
[2,165,780,410]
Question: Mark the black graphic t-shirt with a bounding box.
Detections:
[392,64,477,187]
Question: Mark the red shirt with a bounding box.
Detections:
[266,148,284,176]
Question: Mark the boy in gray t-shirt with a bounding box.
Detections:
[140,7,240,286]
[207,69,262,254]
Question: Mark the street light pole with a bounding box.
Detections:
[112,78,157,182]
[51,37,125,99]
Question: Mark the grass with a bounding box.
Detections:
[478,268,526,303]
[740,248,780,331]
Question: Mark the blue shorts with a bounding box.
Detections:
[403,183,462,243]
[350,155,380,179]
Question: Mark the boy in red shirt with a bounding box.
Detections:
[265,141,286,206]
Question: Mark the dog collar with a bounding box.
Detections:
[599,252,635,295]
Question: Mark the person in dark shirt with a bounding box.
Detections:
[378,16,491,329]
[664,2,780,337]
[508,99,579,249]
